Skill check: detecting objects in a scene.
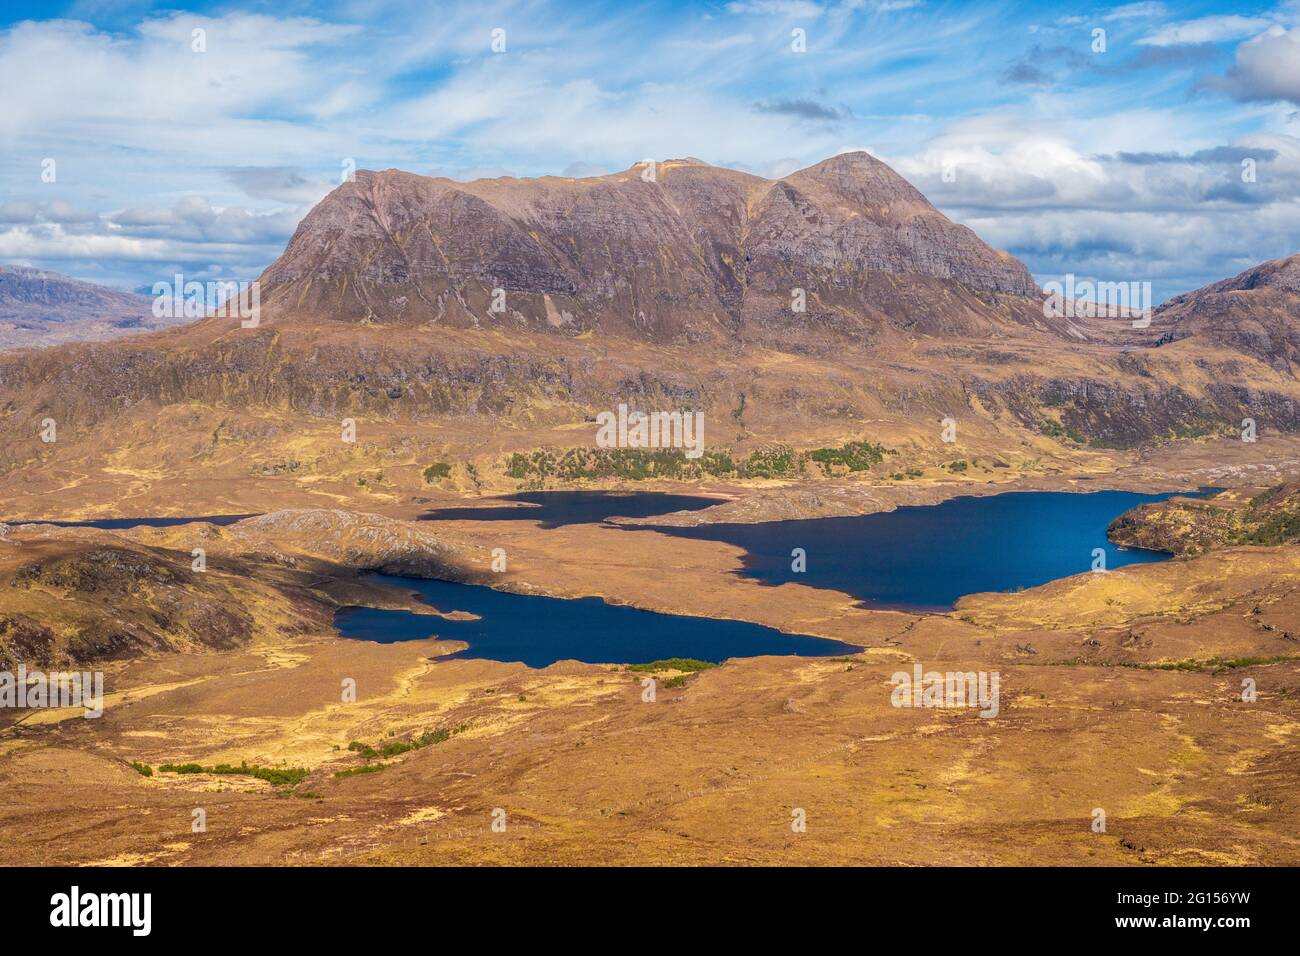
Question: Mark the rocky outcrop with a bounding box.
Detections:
[227,509,482,579]
[0,537,254,666]
[1108,483,1300,555]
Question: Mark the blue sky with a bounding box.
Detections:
[1,0,1297,302]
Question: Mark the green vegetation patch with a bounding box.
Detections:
[626,658,717,674]
[158,761,309,786]
[1244,509,1300,546]
[741,446,802,479]
[1135,655,1300,673]
[1040,418,1088,444]
[334,763,387,779]
[423,462,452,482]
[806,439,889,473]
[129,761,153,777]
[504,438,891,484]
[506,447,736,482]
[347,724,469,760]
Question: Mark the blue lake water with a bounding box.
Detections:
[418,490,721,529]
[341,488,1203,665]
[4,515,257,529]
[336,574,860,667]
[644,489,1200,612]
[19,489,1199,666]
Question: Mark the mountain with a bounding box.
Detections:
[0,154,1297,512]
[259,153,1051,348]
[1155,254,1300,371]
[0,265,177,350]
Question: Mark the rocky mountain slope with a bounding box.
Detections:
[0,155,1297,506]
[261,153,1047,348]
[0,265,174,350]
[1155,253,1300,372]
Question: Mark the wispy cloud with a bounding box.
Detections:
[1138,14,1276,46]
[1104,2,1167,22]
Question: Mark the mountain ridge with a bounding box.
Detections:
[1,152,1298,500]
[257,151,1045,347]
[1156,253,1300,371]
[0,265,170,351]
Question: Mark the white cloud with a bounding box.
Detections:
[725,1,825,17]
[1104,2,1166,22]
[1220,26,1300,104]
[885,108,1300,299]
[560,161,612,178]
[222,168,336,205]
[1138,14,1275,47]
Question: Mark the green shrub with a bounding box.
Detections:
[345,725,468,763]
[807,440,887,472]
[740,446,801,479]
[423,462,452,482]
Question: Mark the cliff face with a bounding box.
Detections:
[260,153,1043,347]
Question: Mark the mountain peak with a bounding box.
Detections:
[258,150,1040,343]
[1217,253,1300,294]
[797,149,880,171]
[1157,251,1300,371]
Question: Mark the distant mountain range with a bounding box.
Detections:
[0,265,191,351]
